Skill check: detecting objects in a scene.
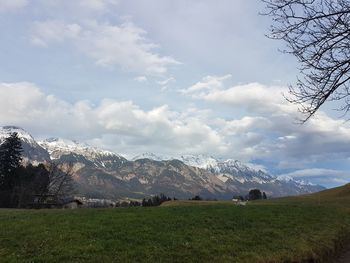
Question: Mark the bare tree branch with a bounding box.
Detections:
[263,0,350,122]
[47,162,75,201]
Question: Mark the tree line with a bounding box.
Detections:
[141,193,172,207]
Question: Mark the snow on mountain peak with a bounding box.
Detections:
[0,126,36,144]
[277,174,315,186]
[132,153,222,171]
[0,126,51,163]
[178,154,219,170]
[132,152,170,161]
[39,137,120,160]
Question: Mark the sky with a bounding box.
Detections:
[0,0,349,188]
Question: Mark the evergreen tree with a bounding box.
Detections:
[0,132,23,207]
[152,195,160,206]
[141,194,171,207]
[159,193,169,204]
[0,132,22,190]
[263,192,267,200]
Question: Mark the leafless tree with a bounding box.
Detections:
[47,163,75,201]
[263,0,350,121]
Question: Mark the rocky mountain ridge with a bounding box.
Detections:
[39,138,128,171]
[0,126,325,199]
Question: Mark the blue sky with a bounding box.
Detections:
[0,0,349,188]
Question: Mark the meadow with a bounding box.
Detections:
[0,184,350,263]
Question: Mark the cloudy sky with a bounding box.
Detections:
[0,0,349,188]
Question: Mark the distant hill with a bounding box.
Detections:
[304,183,350,206]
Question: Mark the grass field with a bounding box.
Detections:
[1,184,350,263]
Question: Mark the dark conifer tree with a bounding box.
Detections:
[263,192,267,200]
[0,132,23,207]
[0,132,22,190]
[152,195,160,206]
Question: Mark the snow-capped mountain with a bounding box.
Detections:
[132,152,169,162]
[38,138,128,171]
[0,126,35,143]
[217,159,274,182]
[132,153,323,196]
[134,153,275,183]
[177,154,220,172]
[277,174,316,186]
[0,126,50,164]
[133,153,220,171]
[213,159,322,195]
[0,126,325,199]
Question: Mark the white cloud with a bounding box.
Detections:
[183,77,350,167]
[157,77,176,86]
[181,74,232,95]
[31,21,81,47]
[76,0,119,11]
[183,78,291,115]
[202,83,285,111]
[31,20,179,75]
[0,0,28,12]
[36,0,119,15]
[0,82,225,156]
[219,116,271,135]
[2,80,350,187]
[134,76,148,82]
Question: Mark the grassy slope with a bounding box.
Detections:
[294,183,350,207]
[0,184,350,263]
[160,200,234,207]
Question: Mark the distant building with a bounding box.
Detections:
[30,194,60,208]
[29,195,83,209]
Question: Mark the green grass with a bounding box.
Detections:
[161,200,234,207]
[1,184,350,263]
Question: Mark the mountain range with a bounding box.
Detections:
[0,126,325,200]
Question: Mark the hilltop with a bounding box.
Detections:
[293,183,350,207]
